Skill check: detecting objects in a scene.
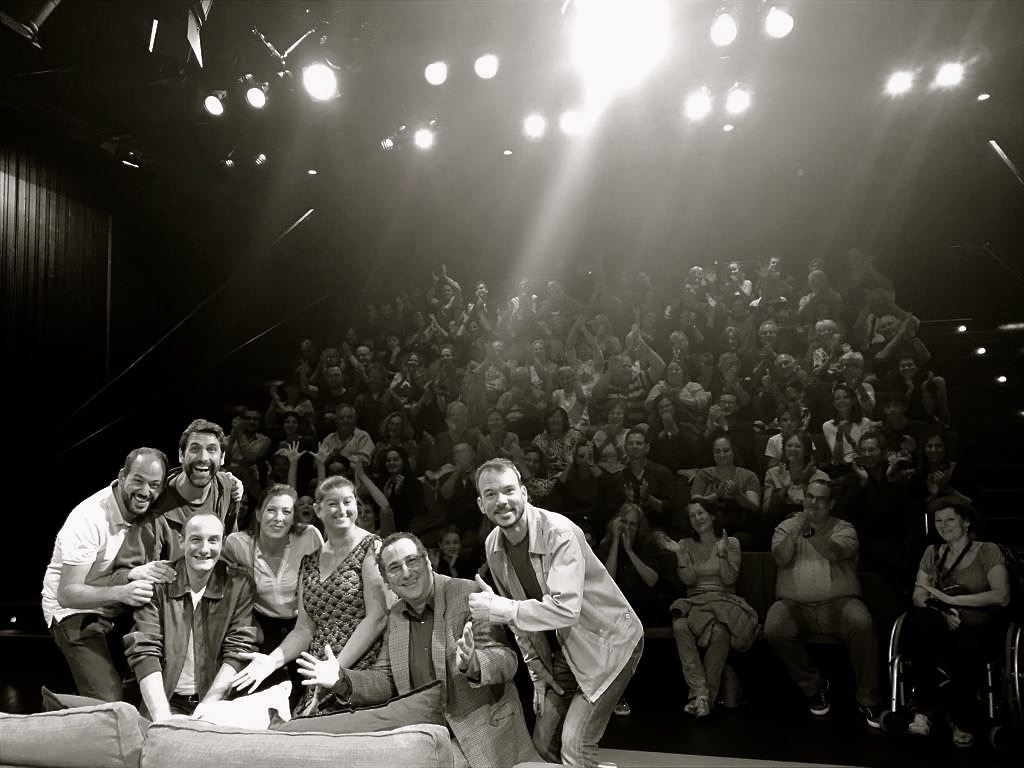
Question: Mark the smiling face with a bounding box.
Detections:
[384,449,404,476]
[381,537,432,605]
[316,480,359,537]
[857,437,883,468]
[712,437,734,466]
[687,502,714,536]
[440,531,462,560]
[924,435,946,466]
[118,453,166,517]
[180,430,223,488]
[832,387,853,415]
[783,434,806,465]
[477,465,528,533]
[898,356,919,379]
[180,513,223,581]
[933,506,969,544]
[260,492,295,541]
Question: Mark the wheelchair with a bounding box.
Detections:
[879,592,1023,748]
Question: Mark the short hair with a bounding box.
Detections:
[625,427,648,445]
[250,484,299,537]
[178,419,226,453]
[878,389,909,408]
[545,406,571,433]
[475,457,522,492]
[182,511,224,538]
[806,478,832,500]
[335,403,356,417]
[122,447,169,478]
[928,496,978,532]
[316,474,356,502]
[858,430,886,451]
[777,401,803,422]
[839,351,864,367]
[376,531,430,582]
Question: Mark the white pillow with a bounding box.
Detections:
[191,681,292,729]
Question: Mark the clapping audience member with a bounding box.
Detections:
[690,435,762,549]
[532,406,582,479]
[225,407,272,502]
[661,500,756,718]
[822,383,876,472]
[889,351,951,427]
[319,403,375,468]
[265,379,317,440]
[556,440,613,542]
[763,431,830,531]
[611,428,674,531]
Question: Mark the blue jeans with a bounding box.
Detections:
[533,638,643,768]
[49,613,127,702]
[764,597,881,707]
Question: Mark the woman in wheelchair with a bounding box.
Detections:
[902,497,1010,747]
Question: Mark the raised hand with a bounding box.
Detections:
[713,528,729,558]
[277,441,304,464]
[297,644,341,689]
[314,441,333,466]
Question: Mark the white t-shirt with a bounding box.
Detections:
[174,588,206,696]
[41,484,131,627]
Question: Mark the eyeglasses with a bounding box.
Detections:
[384,554,426,578]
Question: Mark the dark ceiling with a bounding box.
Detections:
[1,0,1022,279]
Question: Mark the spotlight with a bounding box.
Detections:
[307,169,317,175]
[204,90,227,116]
[885,70,914,96]
[559,109,589,136]
[974,346,986,355]
[764,6,794,38]
[977,92,990,101]
[424,61,448,86]
[723,123,735,132]
[934,62,964,88]
[380,137,396,151]
[474,54,499,80]
[523,113,547,140]
[221,158,235,168]
[502,149,513,156]
[244,78,269,109]
[725,85,751,115]
[413,128,435,149]
[710,9,738,47]
[997,375,1007,384]
[254,152,268,167]
[956,324,967,333]
[570,0,672,102]
[684,87,712,121]
[302,62,339,101]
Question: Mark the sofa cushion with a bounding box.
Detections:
[40,685,110,712]
[274,680,444,734]
[140,720,454,768]
[0,701,147,768]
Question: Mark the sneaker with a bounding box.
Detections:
[859,704,883,729]
[907,713,931,737]
[683,695,710,718]
[808,681,830,716]
[951,723,974,748]
[613,700,631,716]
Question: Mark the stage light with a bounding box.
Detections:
[380,137,395,151]
[307,169,317,175]
[571,0,671,102]
[684,87,713,121]
[885,70,914,96]
[977,92,990,101]
[221,158,235,168]
[723,123,735,132]
[956,324,967,333]
[997,375,1007,384]
[302,62,338,101]
[974,346,987,355]
[559,109,589,136]
[710,9,738,47]
[244,78,269,109]
[523,113,547,139]
[254,153,268,167]
[203,91,226,116]
[934,62,964,88]
[117,148,142,170]
[474,54,499,79]
[764,6,794,39]
[503,149,513,156]
[414,128,435,149]
[424,61,448,86]
[0,0,64,49]
[725,85,751,115]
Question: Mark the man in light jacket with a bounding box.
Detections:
[469,458,644,768]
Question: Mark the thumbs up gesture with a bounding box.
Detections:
[468,573,515,626]
[297,644,341,689]
[713,528,729,559]
[455,620,480,678]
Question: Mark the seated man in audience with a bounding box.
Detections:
[224,407,272,501]
[42,447,173,701]
[703,391,758,472]
[124,512,257,720]
[611,427,674,531]
[764,479,883,728]
[101,419,241,582]
[319,403,375,467]
[296,531,539,768]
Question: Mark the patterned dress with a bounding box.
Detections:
[294,533,382,715]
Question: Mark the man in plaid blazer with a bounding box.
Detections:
[299,531,539,768]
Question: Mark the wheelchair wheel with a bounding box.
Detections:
[880,709,902,734]
[989,724,1014,750]
[1005,622,1023,730]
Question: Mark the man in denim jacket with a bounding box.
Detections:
[469,458,643,768]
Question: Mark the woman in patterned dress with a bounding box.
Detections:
[229,475,388,715]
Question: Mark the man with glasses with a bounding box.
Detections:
[764,479,884,728]
[296,531,538,768]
